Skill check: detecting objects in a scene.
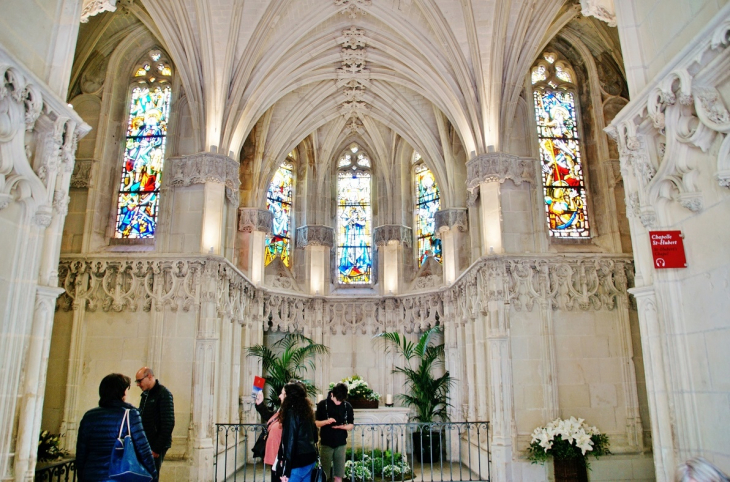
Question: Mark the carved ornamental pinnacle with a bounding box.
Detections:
[337,27,369,121]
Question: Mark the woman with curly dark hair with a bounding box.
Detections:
[275,381,318,482]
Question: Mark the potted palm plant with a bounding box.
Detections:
[375,326,452,462]
[246,333,329,406]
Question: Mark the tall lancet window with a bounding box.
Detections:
[414,154,441,266]
[336,144,372,284]
[265,159,294,267]
[531,52,590,238]
[114,50,173,238]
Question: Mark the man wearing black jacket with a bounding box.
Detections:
[315,383,354,482]
[136,367,175,476]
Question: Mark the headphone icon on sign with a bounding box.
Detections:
[656,258,666,267]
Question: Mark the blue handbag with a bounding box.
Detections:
[108,409,153,482]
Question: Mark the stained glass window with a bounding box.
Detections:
[337,145,372,284]
[265,162,293,267]
[115,51,172,238]
[414,162,441,266]
[532,53,590,238]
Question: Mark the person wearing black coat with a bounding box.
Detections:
[275,381,318,482]
[76,373,157,482]
[136,367,175,475]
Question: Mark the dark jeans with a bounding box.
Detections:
[155,449,167,478]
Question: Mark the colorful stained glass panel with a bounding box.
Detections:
[115,85,171,238]
[534,89,590,237]
[337,171,372,284]
[415,165,442,266]
[265,164,293,267]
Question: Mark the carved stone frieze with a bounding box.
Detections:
[296,225,334,248]
[57,254,633,335]
[466,153,536,190]
[71,159,93,188]
[373,225,412,248]
[57,256,256,320]
[80,0,117,23]
[238,208,272,234]
[167,153,241,205]
[434,208,468,233]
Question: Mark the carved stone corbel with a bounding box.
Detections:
[238,208,272,234]
[167,153,241,205]
[434,208,468,234]
[373,224,412,248]
[295,225,334,248]
[465,153,536,191]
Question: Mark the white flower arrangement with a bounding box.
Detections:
[527,417,610,466]
[329,375,380,401]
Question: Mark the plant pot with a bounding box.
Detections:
[553,457,588,482]
[349,399,378,409]
[412,430,441,463]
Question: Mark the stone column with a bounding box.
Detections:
[238,208,272,285]
[295,225,334,295]
[167,152,241,255]
[191,261,221,481]
[466,153,535,256]
[0,50,90,480]
[482,261,515,482]
[373,225,411,295]
[434,210,467,284]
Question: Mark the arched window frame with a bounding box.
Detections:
[531,51,591,239]
[265,154,295,267]
[412,153,442,267]
[336,143,373,285]
[113,49,173,239]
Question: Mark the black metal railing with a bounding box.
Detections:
[34,458,77,481]
[214,421,490,482]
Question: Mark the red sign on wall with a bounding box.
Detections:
[649,231,687,269]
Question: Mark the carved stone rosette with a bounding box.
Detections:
[296,225,335,248]
[167,153,241,205]
[466,153,536,191]
[238,208,272,234]
[373,225,412,247]
[434,208,468,234]
[70,159,93,189]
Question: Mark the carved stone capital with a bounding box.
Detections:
[238,208,272,234]
[167,153,241,204]
[373,225,412,248]
[71,159,93,189]
[466,153,536,190]
[296,225,335,248]
[80,0,117,22]
[434,208,468,234]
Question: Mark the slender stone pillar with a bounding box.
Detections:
[466,153,535,256]
[296,225,334,295]
[238,208,272,285]
[434,210,467,284]
[373,225,411,295]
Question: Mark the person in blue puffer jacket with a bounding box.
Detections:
[76,373,158,481]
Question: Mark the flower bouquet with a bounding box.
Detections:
[330,375,380,408]
[527,417,610,469]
